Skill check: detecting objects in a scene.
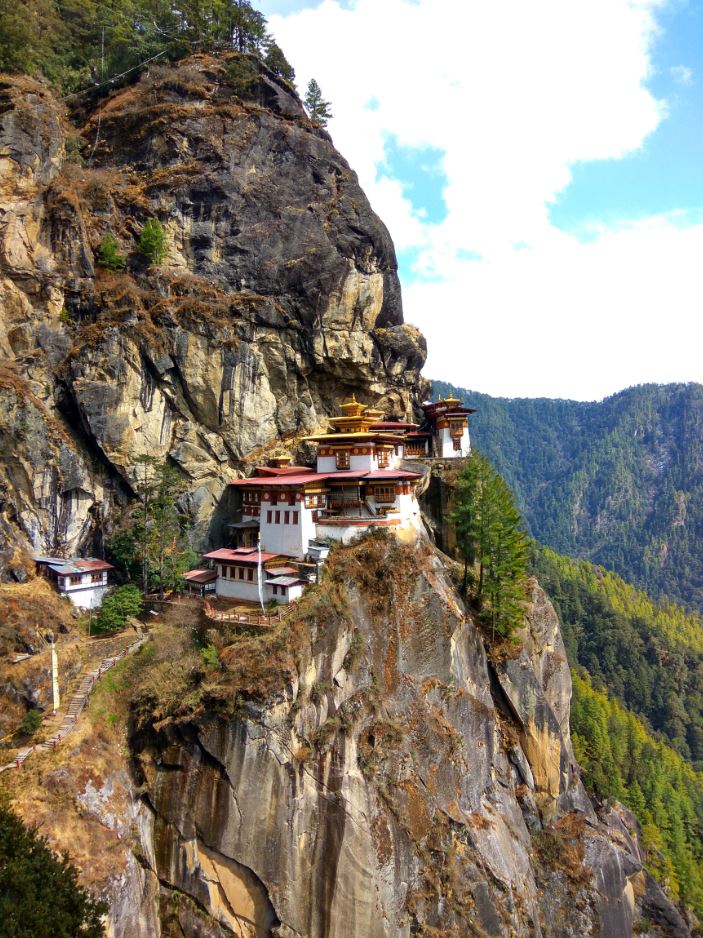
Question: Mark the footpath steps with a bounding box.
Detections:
[0,634,148,774]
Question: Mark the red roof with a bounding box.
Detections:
[72,559,114,572]
[422,401,476,415]
[365,469,422,480]
[229,471,372,486]
[184,569,218,584]
[229,469,422,487]
[254,466,314,477]
[202,548,283,565]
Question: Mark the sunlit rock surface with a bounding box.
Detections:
[0,58,425,566]
[128,536,685,937]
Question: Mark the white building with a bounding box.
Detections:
[418,398,474,457]
[35,556,114,609]
[201,548,306,605]
[199,398,426,605]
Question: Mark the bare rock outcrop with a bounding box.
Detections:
[0,57,426,563]
[127,535,685,937]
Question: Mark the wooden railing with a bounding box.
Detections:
[202,600,298,627]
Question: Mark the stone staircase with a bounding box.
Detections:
[0,633,148,773]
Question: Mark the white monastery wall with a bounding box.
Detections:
[316,456,337,473]
[349,452,377,471]
[259,503,309,558]
[216,572,262,602]
[64,584,109,610]
[439,426,470,458]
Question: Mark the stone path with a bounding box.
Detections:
[0,634,148,774]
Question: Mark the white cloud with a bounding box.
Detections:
[671,64,693,85]
[406,216,703,399]
[268,0,703,399]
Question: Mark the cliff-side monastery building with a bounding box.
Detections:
[201,396,473,605]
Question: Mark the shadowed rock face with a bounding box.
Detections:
[129,536,687,938]
[0,57,426,565]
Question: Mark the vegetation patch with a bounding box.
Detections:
[533,545,703,763]
[0,803,107,937]
[533,813,589,886]
[571,671,703,915]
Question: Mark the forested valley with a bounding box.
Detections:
[528,546,703,913]
[433,380,703,611]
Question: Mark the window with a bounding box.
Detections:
[91,573,103,583]
[267,510,272,524]
[247,569,253,581]
[304,493,325,509]
[284,511,290,525]
[272,585,278,596]
[377,449,389,468]
[374,485,396,503]
[238,567,244,579]
[275,510,281,524]
[70,575,82,585]
[335,449,350,469]
[292,513,298,525]
[453,438,461,452]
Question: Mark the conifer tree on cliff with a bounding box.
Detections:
[304,78,333,126]
[451,453,529,640]
[107,456,197,597]
[0,804,107,937]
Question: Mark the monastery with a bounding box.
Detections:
[199,396,473,605]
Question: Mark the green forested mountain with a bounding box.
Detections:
[532,546,703,766]
[433,381,703,610]
[530,546,703,912]
[571,672,703,915]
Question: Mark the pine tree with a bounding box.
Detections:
[264,39,295,82]
[304,78,332,126]
[0,1,295,96]
[137,218,167,265]
[0,804,107,937]
[108,456,196,596]
[450,452,529,640]
[94,584,143,633]
[96,233,126,271]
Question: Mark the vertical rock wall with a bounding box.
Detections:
[0,57,426,567]
[128,536,680,937]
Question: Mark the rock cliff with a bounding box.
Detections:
[0,56,425,566]
[118,534,683,938]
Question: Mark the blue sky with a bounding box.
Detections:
[552,2,703,233]
[263,0,703,400]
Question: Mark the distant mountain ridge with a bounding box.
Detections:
[432,381,703,610]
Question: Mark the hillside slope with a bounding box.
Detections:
[532,546,703,765]
[433,381,703,609]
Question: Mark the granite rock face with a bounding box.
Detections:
[0,57,426,563]
[128,536,686,938]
